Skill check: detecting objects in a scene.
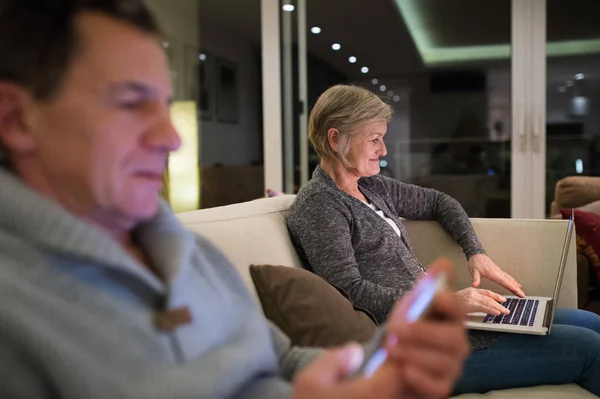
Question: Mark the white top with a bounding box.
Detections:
[363,201,401,237]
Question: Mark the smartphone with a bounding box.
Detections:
[357,272,447,378]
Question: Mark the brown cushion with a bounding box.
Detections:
[249,265,377,347]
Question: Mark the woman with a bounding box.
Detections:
[287,84,600,396]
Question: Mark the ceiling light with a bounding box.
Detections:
[282,4,295,12]
[371,78,379,85]
[558,86,567,92]
[311,26,321,34]
[199,53,207,61]
[332,43,341,51]
[575,73,585,80]
[393,95,400,102]
[361,66,369,73]
[566,80,574,87]
[379,85,387,92]
[387,90,394,97]
[349,56,357,63]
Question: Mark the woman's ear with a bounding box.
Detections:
[327,128,340,153]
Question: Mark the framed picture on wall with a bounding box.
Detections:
[215,56,239,124]
[185,46,214,120]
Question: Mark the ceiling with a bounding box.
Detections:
[197,0,600,80]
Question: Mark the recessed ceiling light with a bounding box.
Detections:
[565,80,574,87]
[282,4,295,12]
[349,56,357,64]
[387,90,394,97]
[558,86,567,92]
[575,73,585,80]
[379,85,387,92]
[311,26,321,34]
[371,78,379,85]
[162,41,170,48]
[332,43,341,51]
[361,66,369,73]
[393,95,400,102]
[199,53,207,61]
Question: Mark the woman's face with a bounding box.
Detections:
[345,121,388,177]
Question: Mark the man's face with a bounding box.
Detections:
[12,13,180,224]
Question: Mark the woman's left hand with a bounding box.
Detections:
[468,254,526,298]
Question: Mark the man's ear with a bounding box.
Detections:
[327,128,340,153]
[0,83,37,157]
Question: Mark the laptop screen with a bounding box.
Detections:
[550,209,575,306]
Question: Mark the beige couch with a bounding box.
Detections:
[176,195,595,399]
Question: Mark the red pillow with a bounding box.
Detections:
[561,209,600,252]
[561,208,600,285]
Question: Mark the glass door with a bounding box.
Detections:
[281,0,516,218]
[544,0,600,216]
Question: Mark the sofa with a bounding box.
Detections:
[176,195,595,399]
[551,176,600,314]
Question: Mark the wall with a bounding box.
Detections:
[199,22,262,166]
[147,0,262,167]
[145,0,199,100]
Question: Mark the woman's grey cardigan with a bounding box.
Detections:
[287,166,502,349]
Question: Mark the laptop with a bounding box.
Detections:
[464,210,574,336]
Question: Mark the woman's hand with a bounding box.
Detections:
[468,254,525,298]
[455,287,509,316]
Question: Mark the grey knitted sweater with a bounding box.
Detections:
[287,166,502,349]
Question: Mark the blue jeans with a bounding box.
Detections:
[454,308,600,396]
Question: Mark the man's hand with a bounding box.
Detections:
[468,254,525,297]
[292,343,404,399]
[293,259,470,399]
[384,258,471,398]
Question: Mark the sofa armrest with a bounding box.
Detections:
[555,176,600,210]
[404,219,578,309]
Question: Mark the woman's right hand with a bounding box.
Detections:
[455,287,509,316]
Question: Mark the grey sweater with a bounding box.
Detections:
[287,166,501,349]
[0,168,323,399]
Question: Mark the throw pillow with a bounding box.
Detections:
[249,264,378,347]
[561,208,600,285]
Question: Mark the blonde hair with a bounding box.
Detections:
[309,84,392,167]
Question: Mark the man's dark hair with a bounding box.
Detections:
[0,0,163,100]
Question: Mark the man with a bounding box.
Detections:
[0,1,469,398]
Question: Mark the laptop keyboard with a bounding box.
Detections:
[482,298,540,326]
